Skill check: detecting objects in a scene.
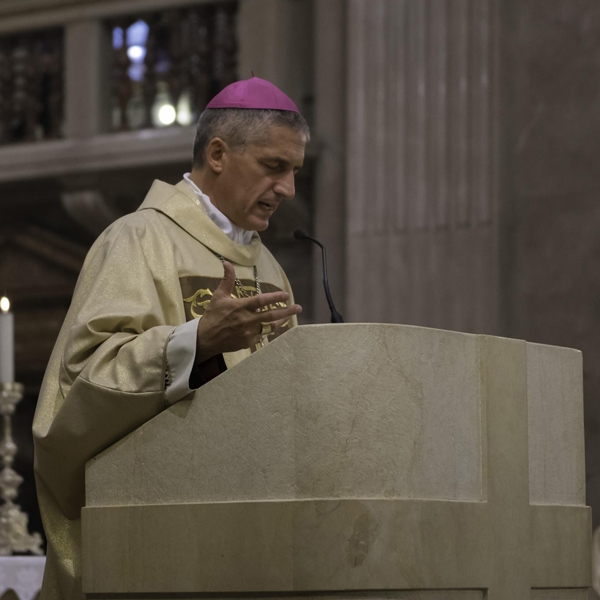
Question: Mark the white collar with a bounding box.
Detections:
[183,173,254,246]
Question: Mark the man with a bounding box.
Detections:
[32,76,308,600]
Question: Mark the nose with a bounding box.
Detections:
[274,171,295,199]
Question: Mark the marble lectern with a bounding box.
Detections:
[82,324,591,599]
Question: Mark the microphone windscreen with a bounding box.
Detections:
[293,229,308,240]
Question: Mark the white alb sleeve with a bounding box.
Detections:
[165,318,200,405]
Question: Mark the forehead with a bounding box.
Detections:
[250,126,306,164]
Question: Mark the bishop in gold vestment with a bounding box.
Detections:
[33,74,308,600]
[33,178,299,599]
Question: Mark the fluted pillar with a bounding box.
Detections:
[344,0,499,333]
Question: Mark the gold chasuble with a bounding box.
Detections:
[32,179,297,600]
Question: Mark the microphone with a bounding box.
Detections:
[293,229,344,323]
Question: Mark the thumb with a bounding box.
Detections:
[215,260,236,297]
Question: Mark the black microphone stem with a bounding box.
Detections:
[293,230,344,323]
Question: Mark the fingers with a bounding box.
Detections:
[243,290,290,310]
[257,303,302,323]
[269,316,292,330]
[214,261,236,297]
[214,265,291,309]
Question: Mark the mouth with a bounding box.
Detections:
[257,200,277,213]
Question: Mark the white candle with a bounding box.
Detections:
[0,296,14,384]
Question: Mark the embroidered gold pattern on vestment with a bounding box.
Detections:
[180,276,290,351]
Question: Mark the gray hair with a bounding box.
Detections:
[192,108,310,168]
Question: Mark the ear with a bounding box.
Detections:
[205,137,227,174]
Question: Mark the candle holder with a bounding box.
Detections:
[0,382,43,555]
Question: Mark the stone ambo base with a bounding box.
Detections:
[83,325,590,599]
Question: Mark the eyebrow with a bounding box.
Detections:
[262,157,303,169]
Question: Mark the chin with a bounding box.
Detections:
[253,220,270,232]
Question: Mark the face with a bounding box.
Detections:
[213,125,306,232]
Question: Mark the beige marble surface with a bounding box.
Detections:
[83,324,590,598]
[528,342,585,505]
[87,324,484,506]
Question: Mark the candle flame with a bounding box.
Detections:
[0,297,10,313]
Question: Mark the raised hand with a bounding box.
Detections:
[195,261,302,362]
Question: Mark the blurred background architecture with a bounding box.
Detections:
[0,0,599,590]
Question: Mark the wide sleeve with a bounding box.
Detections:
[34,215,183,519]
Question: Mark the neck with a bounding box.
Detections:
[189,168,220,210]
[186,171,254,245]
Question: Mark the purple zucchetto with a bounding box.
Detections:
[206,76,300,113]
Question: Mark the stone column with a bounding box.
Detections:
[343,0,499,333]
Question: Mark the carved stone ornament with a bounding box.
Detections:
[0,383,43,556]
